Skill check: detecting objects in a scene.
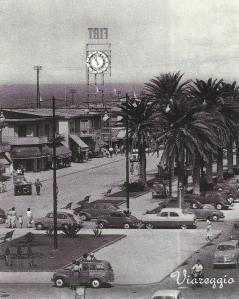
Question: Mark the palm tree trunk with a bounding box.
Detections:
[206,152,213,184]
[217,148,224,182]
[236,142,239,172]
[192,153,200,195]
[227,137,234,175]
[138,145,147,186]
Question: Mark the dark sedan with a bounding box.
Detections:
[96,211,141,229]
[185,204,225,222]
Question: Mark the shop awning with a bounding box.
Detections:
[117,129,126,139]
[70,134,89,149]
[48,144,72,159]
[11,146,49,159]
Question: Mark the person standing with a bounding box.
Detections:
[26,208,33,228]
[18,215,23,228]
[109,147,113,158]
[206,218,212,241]
[5,246,12,266]
[34,179,42,195]
[70,260,80,290]
[11,207,17,228]
[6,209,11,228]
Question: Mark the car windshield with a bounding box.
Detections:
[202,205,213,210]
[217,245,235,251]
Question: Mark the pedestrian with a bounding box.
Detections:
[18,215,23,228]
[70,260,81,290]
[87,253,96,261]
[34,179,42,195]
[206,218,212,241]
[109,147,113,158]
[5,246,12,266]
[2,182,6,192]
[6,209,11,228]
[11,207,17,228]
[81,253,89,262]
[26,208,33,228]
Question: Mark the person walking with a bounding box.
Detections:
[70,260,81,290]
[18,215,23,228]
[206,218,213,241]
[6,209,11,228]
[109,147,113,158]
[26,208,33,228]
[5,246,12,266]
[34,179,42,195]
[11,207,17,228]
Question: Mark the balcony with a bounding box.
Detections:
[2,136,48,146]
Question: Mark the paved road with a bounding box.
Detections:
[0,154,160,219]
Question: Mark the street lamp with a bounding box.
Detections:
[52,97,58,250]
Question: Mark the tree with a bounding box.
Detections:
[156,97,225,198]
[144,71,191,194]
[118,97,156,186]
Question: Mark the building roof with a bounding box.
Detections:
[4,108,101,120]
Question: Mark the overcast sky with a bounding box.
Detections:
[0,0,239,84]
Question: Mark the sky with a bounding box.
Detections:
[0,0,239,84]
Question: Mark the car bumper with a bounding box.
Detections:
[213,259,237,265]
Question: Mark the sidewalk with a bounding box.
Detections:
[0,227,220,284]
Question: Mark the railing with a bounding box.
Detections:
[2,136,48,145]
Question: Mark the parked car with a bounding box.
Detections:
[230,221,239,240]
[35,211,79,230]
[152,182,168,199]
[74,202,119,221]
[184,191,232,210]
[52,259,114,288]
[151,289,183,299]
[0,208,6,224]
[214,183,238,203]
[60,209,83,226]
[213,240,239,268]
[141,208,197,229]
[96,211,141,229]
[185,204,225,222]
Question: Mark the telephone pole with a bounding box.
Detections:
[34,66,42,108]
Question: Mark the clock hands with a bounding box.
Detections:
[93,54,99,66]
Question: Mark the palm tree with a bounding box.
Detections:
[118,97,156,186]
[190,78,229,183]
[156,97,223,197]
[144,72,191,194]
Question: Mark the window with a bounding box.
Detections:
[111,212,122,217]
[170,212,179,217]
[18,125,27,137]
[160,212,168,217]
[89,263,105,270]
[47,213,53,218]
[82,263,89,271]
[57,213,67,219]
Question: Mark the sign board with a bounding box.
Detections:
[88,28,108,39]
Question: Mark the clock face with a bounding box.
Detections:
[86,51,109,73]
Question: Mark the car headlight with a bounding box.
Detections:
[225,255,235,261]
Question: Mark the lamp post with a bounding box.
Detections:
[125,93,130,211]
[52,97,58,250]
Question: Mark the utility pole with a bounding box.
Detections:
[125,93,130,211]
[34,66,42,108]
[52,96,58,250]
[70,89,76,106]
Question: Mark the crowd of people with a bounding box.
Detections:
[6,207,34,228]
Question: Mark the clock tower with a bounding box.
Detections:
[86,28,111,106]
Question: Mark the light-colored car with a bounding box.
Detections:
[141,208,197,229]
[213,240,239,268]
[152,289,183,299]
[60,209,83,226]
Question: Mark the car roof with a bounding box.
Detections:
[152,289,181,296]
[217,240,239,246]
[160,208,183,212]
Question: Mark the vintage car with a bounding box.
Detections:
[96,211,141,229]
[213,240,239,268]
[213,183,238,203]
[74,202,119,221]
[185,204,225,222]
[141,208,197,229]
[151,289,183,299]
[184,191,232,210]
[52,259,114,288]
[35,211,80,230]
[230,221,239,240]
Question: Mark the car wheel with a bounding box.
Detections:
[80,214,88,221]
[216,203,223,210]
[145,223,154,229]
[35,222,44,230]
[181,224,187,229]
[0,217,5,224]
[212,215,219,222]
[123,223,131,229]
[55,277,65,287]
[192,203,199,209]
[97,222,104,229]
[91,279,101,288]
